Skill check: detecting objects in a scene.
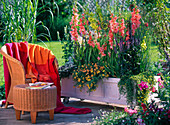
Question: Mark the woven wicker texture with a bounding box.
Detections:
[0,43,59,108]
[13,84,56,112]
[0,45,26,104]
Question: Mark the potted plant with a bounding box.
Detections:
[60,1,152,105]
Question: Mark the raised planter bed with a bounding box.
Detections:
[61,76,160,106]
[61,77,127,106]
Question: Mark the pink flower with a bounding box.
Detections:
[138,81,148,90]
[157,78,164,88]
[97,57,100,60]
[124,107,128,112]
[150,87,156,92]
[157,73,161,76]
[158,78,163,82]
[159,83,164,88]
[108,52,111,57]
[109,14,119,33]
[124,107,137,116]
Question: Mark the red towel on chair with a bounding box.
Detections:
[3,42,91,114]
[3,42,28,105]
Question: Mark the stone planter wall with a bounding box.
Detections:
[61,77,127,106]
[61,76,160,106]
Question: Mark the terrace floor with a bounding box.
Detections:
[0,98,123,125]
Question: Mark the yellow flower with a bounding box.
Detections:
[79,84,81,88]
[87,79,91,81]
[141,41,147,50]
[97,70,100,74]
[105,74,109,77]
[90,23,98,30]
[82,81,84,83]
[87,84,90,89]
[78,78,81,82]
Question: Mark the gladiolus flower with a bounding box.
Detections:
[109,14,119,33]
[131,7,141,35]
[125,30,130,41]
[88,35,95,48]
[119,19,126,37]
[70,5,79,41]
[79,15,86,35]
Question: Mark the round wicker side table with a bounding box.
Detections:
[13,84,57,124]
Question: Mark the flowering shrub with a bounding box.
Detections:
[72,63,109,92]
[93,74,170,124]
[124,107,137,116]
[70,2,148,73]
[68,1,150,97]
[119,71,155,104]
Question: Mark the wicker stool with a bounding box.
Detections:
[13,84,57,124]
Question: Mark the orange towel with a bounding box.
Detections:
[3,42,91,114]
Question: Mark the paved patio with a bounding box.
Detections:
[0,98,124,125]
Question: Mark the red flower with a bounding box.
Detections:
[119,19,126,37]
[88,35,95,48]
[145,22,148,27]
[141,103,147,112]
[167,108,170,119]
[125,30,130,41]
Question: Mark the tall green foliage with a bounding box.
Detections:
[137,0,170,72]
[36,0,85,40]
[0,0,51,43]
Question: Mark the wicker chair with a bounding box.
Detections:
[0,44,58,108]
